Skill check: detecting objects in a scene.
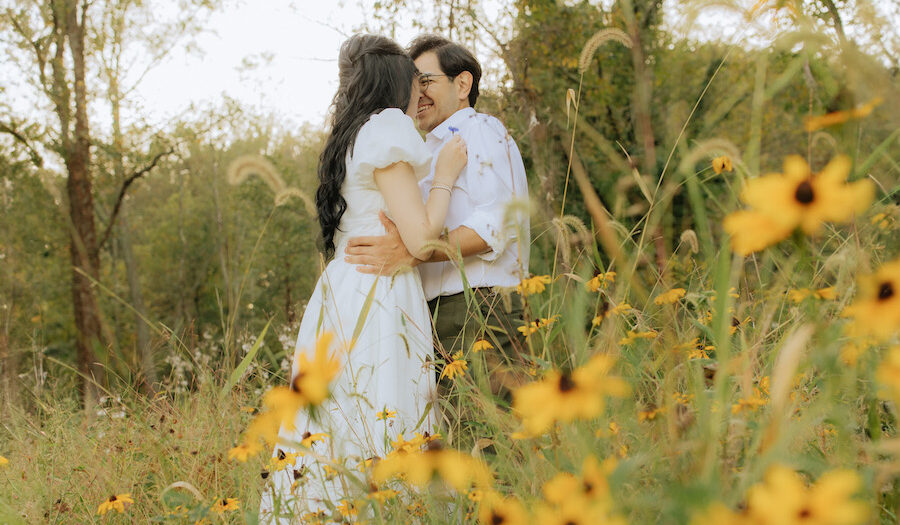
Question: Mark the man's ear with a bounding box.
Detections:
[455,71,473,104]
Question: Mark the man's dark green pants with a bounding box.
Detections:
[427,287,527,449]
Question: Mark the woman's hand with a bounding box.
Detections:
[434,135,467,185]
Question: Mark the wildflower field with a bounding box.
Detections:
[1,0,899,523]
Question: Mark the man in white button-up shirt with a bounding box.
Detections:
[344,35,530,409]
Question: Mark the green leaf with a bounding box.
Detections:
[222,317,272,394]
[349,279,378,351]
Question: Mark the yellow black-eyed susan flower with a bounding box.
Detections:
[337,499,358,518]
[516,275,552,295]
[253,332,341,438]
[269,448,300,471]
[517,316,557,337]
[373,439,493,491]
[96,493,134,515]
[300,431,328,448]
[618,329,658,345]
[689,503,747,525]
[638,407,662,422]
[654,288,686,305]
[843,258,900,341]
[723,155,873,255]
[512,355,629,437]
[586,271,616,292]
[542,455,615,504]
[0,455,8,468]
[478,493,528,525]
[592,301,632,325]
[731,395,766,415]
[788,286,837,303]
[804,97,882,132]
[440,351,468,380]
[712,155,733,174]
[472,339,494,352]
[227,442,259,462]
[376,407,397,420]
[745,465,868,524]
[211,497,240,513]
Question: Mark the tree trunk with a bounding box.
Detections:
[55,0,105,407]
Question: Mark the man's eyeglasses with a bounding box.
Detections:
[418,73,453,89]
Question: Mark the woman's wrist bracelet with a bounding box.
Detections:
[430,182,453,194]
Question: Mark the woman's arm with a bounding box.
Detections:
[373,136,466,261]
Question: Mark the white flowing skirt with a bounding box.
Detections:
[258,258,436,523]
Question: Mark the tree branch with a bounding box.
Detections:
[0,122,44,167]
[97,147,172,251]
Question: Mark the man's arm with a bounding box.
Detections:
[344,211,488,275]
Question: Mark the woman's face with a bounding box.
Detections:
[405,79,422,119]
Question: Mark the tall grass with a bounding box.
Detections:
[1,6,899,525]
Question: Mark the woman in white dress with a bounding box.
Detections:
[258,34,467,523]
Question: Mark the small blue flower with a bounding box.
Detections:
[448,126,459,134]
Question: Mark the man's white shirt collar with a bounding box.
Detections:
[426,107,476,141]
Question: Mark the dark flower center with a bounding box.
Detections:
[583,481,594,494]
[277,449,286,460]
[221,499,228,505]
[798,506,811,519]
[108,495,117,502]
[558,372,576,392]
[599,300,610,316]
[794,180,815,204]
[303,431,312,439]
[491,512,505,525]
[260,470,269,479]
[293,467,306,480]
[290,373,305,393]
[878,281,894,301]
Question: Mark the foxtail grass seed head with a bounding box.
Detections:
[578,28,633,74]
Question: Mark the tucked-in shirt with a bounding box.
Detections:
[418,107,530,301]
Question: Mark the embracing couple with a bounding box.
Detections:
[259,33,529,521]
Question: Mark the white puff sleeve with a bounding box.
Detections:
[347,108,432,188]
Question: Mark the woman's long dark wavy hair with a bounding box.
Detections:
[316,34,418,258]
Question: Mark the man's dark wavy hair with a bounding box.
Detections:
[316,34,417,258]
[408,34,481,108]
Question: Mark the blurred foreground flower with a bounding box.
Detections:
[512,354,629,437]
[478,493,528,525]
[97,493,134,515]
[374,440,492,491]
[746,465,868,524]
[517,274,551,295]
[788,287,837,303]
[234,332,341,459]
[723,155,873,255]
[804,97,882,132]
[843,258,900,341]
[0,455,7,468]
[228,443,259,462]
